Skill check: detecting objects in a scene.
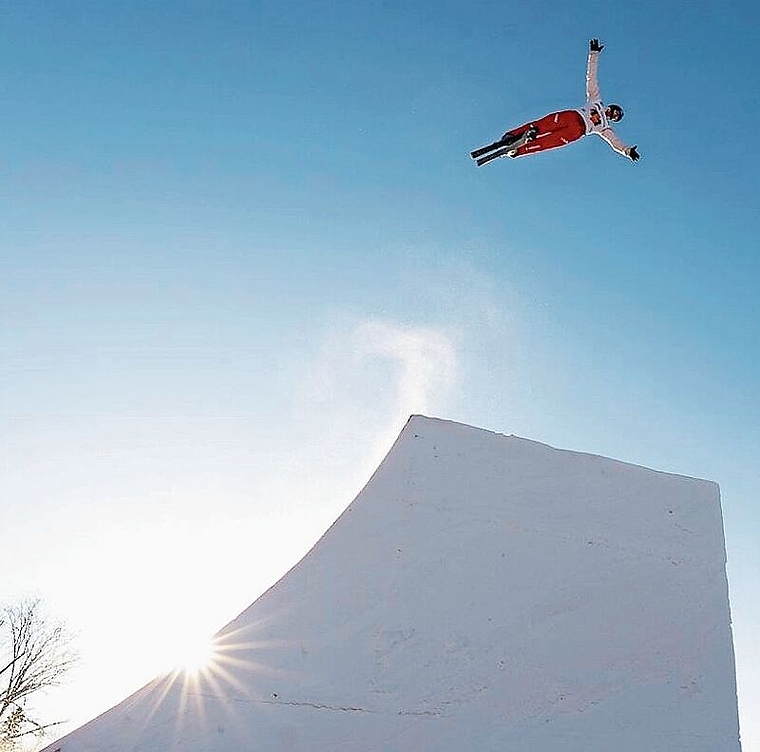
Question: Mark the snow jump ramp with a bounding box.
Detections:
[44,415,741,752]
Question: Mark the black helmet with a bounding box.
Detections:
[607,104,624,122]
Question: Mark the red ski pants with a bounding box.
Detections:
[505,110,586,157]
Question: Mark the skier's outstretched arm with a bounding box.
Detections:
[586,38,603,102]
[599,128,640,161]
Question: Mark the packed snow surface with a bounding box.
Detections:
[44,416,741,752]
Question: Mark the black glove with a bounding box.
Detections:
[589,38,604,52]
[628,145,640,162]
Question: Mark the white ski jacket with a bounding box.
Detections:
[580,49,632,158]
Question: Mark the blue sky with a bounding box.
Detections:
[2,0,758,748]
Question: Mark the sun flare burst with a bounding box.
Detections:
[144,620,285,732]
[173,633,218,675]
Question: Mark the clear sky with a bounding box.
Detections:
[1,0,758,749]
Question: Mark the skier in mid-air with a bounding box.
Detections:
[471,39,640,166]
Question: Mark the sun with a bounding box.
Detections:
[171,633,218,675]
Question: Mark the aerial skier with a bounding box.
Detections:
[471,39,640,166]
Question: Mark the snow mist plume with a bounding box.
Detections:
[350,318,458,417]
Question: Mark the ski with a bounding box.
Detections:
[472,125,539,166]
[470,138,512,159]
[476,146,517,166]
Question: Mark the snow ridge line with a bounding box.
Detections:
[266,699,441,717]
[185,691,443,717]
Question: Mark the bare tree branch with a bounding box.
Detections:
[0,600,78,747]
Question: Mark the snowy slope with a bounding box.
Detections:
[43,416,741,752]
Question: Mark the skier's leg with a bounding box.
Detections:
[501,110,564,141]
[472,118,540,160]
[500,120,538,142]
[473,110,583,163]
[510,110,586,158]
[552,110,586,141]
